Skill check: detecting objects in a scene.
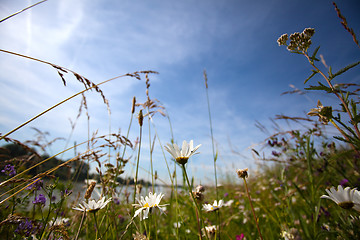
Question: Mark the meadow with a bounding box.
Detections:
[1,2,360,240]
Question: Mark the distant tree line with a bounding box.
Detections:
[0,142,91,181]
[0,143,154,186]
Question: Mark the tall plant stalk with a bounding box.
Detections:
[204,70,221,238]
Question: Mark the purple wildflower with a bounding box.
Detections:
[1,164,16,177]
[61,189,72,198]
[26,179,43,191]
[33,194,46,206]
[224,192,229,198]
[15,218,34,237]
[339,178,349,187]
[113,197,120,205]
[236,233,245,240]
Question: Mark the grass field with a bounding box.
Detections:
[1,2,360,240]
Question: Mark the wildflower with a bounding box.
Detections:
[1,164,16,177]
[236,168,248,179]
[33,194,46,206]
[173,222,181,228]
[236,233,245,240]
[61,189,72,198]
[307,100,332,124]
[203,199,224,212]
[277,34,288,46]
[339,178,349,187]
[224,199,234,207]
[48,217,70,227]
[196,184,205,193]
[26,179,43,191]
[72,196,112,213]
[113,197,120,205]
[322,223,330,231]
[278,28,315,52]
[321,185,360,211]
[203,225,217,239]
[133,231,147,240]
[192,190,204,202]
[133,192,167,220]
[281,230,294,240]
[165,140,201,165]
[15,218,34,237]
[192,184,206,202]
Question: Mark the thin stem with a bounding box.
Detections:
[75,211,86,240]
[111,110,134,192]
[329,119,358,152]
[0,148,91,205]
[94,212,99,240]
[133,125,143,203]
[0,0,48,23]
[204,70,221,239]
[243,178,263,240]
[147,111,155,193]
[203,70,218,198]
[181,164,204,240]
[131,124,143,237]
[304,53,360,139]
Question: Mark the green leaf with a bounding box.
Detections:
[310,46,320,62]
[304,70,318,84]
[352,114,360,125]
[328,66,333,79]
[305,82,332,93]
[332,60,360,79]
[333,136,350,144]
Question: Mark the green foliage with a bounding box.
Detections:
[1,2,360,240]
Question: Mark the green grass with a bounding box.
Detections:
[1,2,360,239]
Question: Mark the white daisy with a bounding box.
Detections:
[321,185,360,211]
[72,196,112,213]
[133,192,167,220]
[353,190,360,212]
[203,200,224,212]
[164,140,201,165]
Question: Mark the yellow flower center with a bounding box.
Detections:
[338,201,354,209]
[143,203,150,208]
[176,157,189,165]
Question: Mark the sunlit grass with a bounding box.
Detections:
[1,1,360,240]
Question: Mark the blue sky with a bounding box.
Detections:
[0,0,360,185]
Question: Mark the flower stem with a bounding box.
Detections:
[181,164,204,240]
[304,52,360,140]
[243,178,263,240]
[131,123,143,237]
[93,212,99,240]
[75,211,86,240]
